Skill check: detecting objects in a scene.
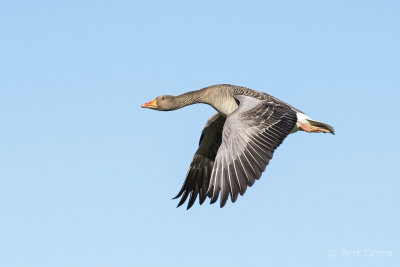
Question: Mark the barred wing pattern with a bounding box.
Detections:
[173,113,226,209]
[207,95,298,207]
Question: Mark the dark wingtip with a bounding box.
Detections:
[210,196,218,204]
[186,191,197,210]
[172,191,183,200]
[231,193,239,203]
[175,191,190,208]
[239,185,247,196]
[206,185,213,198]
[199,190,207,205]
[220,201,227,208]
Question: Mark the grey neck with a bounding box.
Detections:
[173,89,208,108]
[171,85,238,116]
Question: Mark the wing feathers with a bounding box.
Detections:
[206,96,298,207]
[173,113,225,209]
[174,95,297,209]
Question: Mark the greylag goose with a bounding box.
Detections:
[142,84,334,209]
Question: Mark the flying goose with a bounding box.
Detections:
[142,84,334,209]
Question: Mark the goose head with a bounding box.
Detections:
[141,95,177,111]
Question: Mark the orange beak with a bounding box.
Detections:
[141,98,158,109]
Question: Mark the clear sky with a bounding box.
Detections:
[1,0,399,266]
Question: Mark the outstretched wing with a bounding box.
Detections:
[207,95,298,207]
[173,113,226,209]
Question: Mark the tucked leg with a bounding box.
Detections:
[300,123,331,133]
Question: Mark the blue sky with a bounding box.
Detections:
[1,0,399,266]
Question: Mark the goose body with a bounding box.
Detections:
[142,84,334,208]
